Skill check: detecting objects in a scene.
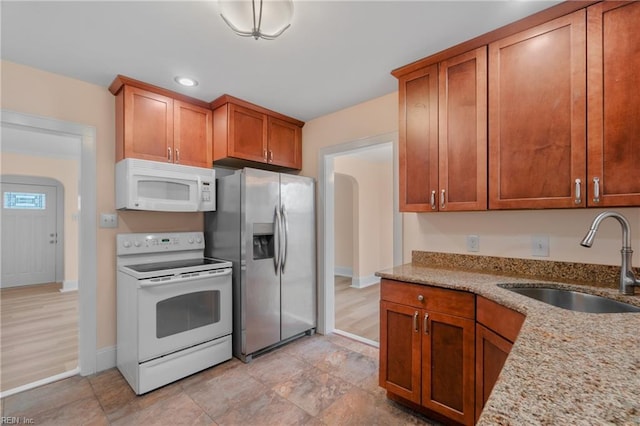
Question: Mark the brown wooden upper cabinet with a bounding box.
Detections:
[488,10,587,209]
[395,47,487,212]
[211,95,304,170]
[586,1,640,207]
[109,75,212,168]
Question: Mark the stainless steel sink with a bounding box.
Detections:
[498,285,640,313]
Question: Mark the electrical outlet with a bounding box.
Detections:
[467,235,480,252]
[100,213,118,229]
[532,234,549,257]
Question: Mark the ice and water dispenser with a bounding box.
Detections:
[252,223,275,260]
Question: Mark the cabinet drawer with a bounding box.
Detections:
[476,296,525,342]
[381,279,475,319]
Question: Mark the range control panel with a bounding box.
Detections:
[116,232,204,255]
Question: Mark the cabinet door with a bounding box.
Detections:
[475,323,513,423]
[488,10,586,209]
[399,64,439,212]
[379,301,421,404]
[267,117,301,169]
[173,100,212,168]
[123,86,174,163]
[227,104,268,163]
[422,311,475,426]
[438,47,487,212]
[587,1,640,206]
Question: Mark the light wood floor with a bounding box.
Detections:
[334,276,379,342]
[0,282,78,392]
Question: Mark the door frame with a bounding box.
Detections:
[1,109,97,377]
[317,131,402,335]
[1,176,65,285]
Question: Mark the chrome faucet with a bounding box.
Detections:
[580,211,639,295]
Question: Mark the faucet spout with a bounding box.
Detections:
[580,211,638,295]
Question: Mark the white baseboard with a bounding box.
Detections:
[351,274,380,289]
[334,266,353,277]
[60,280,78,292]
[96,345,117,372]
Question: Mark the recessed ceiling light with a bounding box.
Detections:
[174,76,198,87]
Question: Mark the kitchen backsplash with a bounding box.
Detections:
[411,251,639,290]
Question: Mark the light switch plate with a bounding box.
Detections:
[467,235,480,252]
[100,213,118,228]
[532,234,549,257]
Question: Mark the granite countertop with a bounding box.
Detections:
[376,259,640,425]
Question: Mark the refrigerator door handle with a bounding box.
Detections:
[274,206,282,274]
[281,205,289,273]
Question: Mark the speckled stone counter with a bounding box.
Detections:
[376,259,640,425]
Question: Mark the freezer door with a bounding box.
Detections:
[280,174,316,340]
[243,168,281,354]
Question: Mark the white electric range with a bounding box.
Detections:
[116,231,232,394]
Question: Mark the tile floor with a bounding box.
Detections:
[1,333,438,425]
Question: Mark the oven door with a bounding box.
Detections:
[137,268,232,362]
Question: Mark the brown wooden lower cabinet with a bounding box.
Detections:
[475,296,525,423]
[379,279,475,426]
[475,324,513,423]
[380,281,526,425]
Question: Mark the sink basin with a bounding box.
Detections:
[498,285,640,313]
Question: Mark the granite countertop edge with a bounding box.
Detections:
[376,263,640,425]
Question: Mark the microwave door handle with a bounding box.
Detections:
[195,175,203,211]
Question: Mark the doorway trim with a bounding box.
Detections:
[0,175,65,285]
[1,109,97,377]
[317,131,402,335]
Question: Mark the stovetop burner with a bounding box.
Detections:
[125,258,228,273]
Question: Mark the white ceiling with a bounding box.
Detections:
[1,1,562,122]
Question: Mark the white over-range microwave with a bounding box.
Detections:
[115,158,216,212]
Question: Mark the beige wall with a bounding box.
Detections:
[2,58,637,352]
[302,89,640,269]
[1,61,203,350]
[334,156,394,279]
[334,173,355,271]
[300,92,398,179]
[1,152,79,282]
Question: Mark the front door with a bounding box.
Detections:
[1,183,57,287]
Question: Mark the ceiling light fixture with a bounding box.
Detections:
[174,76,198,87]
[219,0,293,40]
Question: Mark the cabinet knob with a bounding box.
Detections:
[417,295,424,302]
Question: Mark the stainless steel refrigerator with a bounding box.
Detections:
[204,168,316,362]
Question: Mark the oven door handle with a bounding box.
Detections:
[138,268,232,288]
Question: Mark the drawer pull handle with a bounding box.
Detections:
[417,294,424,302]
[413,311,419,332]
[593,177,600,203]
[430,190,436,210]
[423,313,429,334]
